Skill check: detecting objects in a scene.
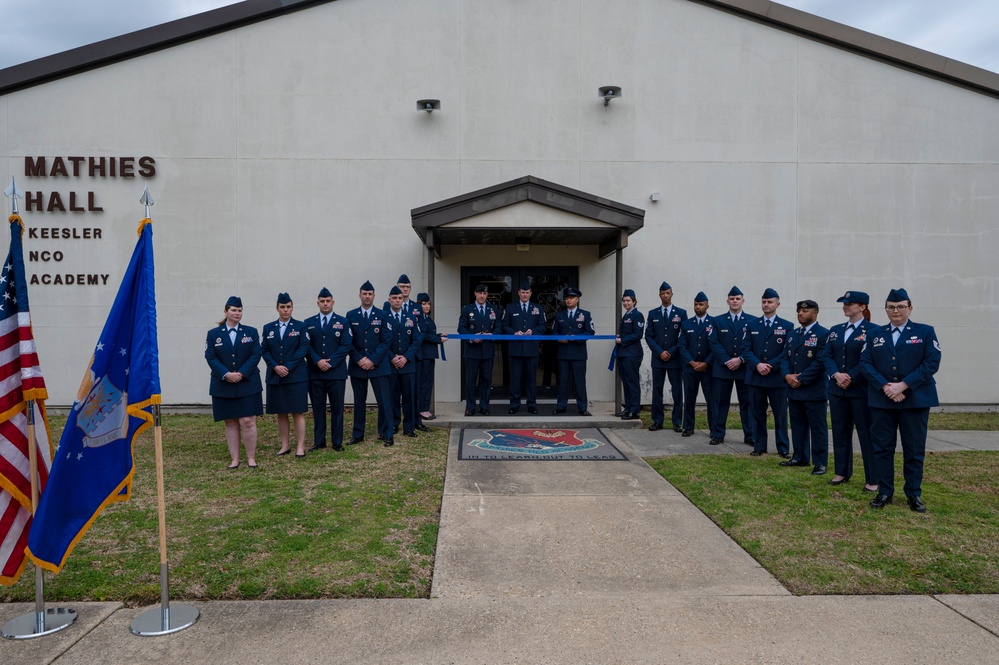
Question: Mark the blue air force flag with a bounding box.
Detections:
[28,220,160,573]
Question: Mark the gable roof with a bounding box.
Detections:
[2,0,998,98]
[411,176,645,259]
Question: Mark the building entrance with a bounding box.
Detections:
[460,266,579,401]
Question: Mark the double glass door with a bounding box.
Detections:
[460,266,579,401]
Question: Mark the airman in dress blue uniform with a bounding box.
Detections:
[678,292,715,437]
[205,296,262,469]
[742,288,792,457]
[552,287,595,415]
[382,274,421,320]
[303,287,352,452]
[860,288,941,512]
[708,286,753,445]
[615,289,645,420]
[502,281,548,414]
[261,292,310,457]
[385,285,424,438]
[415,293,446,427]
[823,291,878,490]
[346,280,394,446]
[458,284,499,416]
[778,300,830,473]
[645,281,687,432]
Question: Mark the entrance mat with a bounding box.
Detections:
[459,428,627,461]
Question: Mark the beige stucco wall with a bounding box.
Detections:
[1,0,996,405]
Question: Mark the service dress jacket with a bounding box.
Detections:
[205,323,263,398]
[860,320,941,409]
[645,305,687,369]
[303,312,352,381]
[501,301,547,357]
[260,318,310,385]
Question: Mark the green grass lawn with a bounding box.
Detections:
[4,411,996,603]
[1,413,447,605]
[648,451,999,594]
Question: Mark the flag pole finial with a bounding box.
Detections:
[139,184,155,219]
[4,176,24,216]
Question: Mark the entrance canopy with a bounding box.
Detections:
[411,176,645,259]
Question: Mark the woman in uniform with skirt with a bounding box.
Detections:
[261,292,311,457]
[205,296,263,469]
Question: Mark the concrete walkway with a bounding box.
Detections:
[2,427,997,664]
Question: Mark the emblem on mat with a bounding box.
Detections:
[465,429,601,456]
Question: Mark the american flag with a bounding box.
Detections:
[0,215,51,586]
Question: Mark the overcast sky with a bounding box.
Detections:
[0,0,997,73]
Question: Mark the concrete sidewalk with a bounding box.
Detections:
[2,428,997,664]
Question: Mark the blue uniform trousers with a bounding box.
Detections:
[829,393,875,484]
[465,357,494,411]
[350,375,393,440]
[651,367,683,428]
[712,377,752,442]
[788,399,828,465]
[386,373,416,434]
[681,372,714,432]
[309,377,345,447]
[508,356,539,408]
[618,356,642,415]
[556,359,588,412]
[417,359,435,413]
[870,407,929,499]
[748,385,789,455]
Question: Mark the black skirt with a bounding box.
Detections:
[212,392,264,422]
[265,381,309,414]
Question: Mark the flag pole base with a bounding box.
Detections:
[2,607,76,639]
[129,602,199,636]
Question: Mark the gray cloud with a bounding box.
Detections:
[783,0,999,72]
[0,0,236,69]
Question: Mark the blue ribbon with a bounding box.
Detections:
[439,334,619,370]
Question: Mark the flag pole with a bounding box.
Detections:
[1,182,76,640]
[129,188,198,637]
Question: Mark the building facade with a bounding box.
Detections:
[2,0,997,406]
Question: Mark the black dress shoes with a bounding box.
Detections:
[779,459,809,467]
[907,496,927,512]
[508,408,519,414]
[614,411,628,418]
[870,493,893,509]
[622,413,639,420]
[464,409,475,416]
[308,445,326,452]
[579,410,592,416]
[811,465,827,475]
[383,438,394,447]
[673,426,684,433]
[424,414,437,421]
[377,434,385,441]
[479,409,491,416]
[348,438,364,445]
[828,476,850,485]
[527,407,538,414]
[681,429,694,437]
[416,425,431,432]
[778,452,792,459]
[744,439,755,446]
[709,438,722,445]
[332,444,344,452]
[749,450,766,456]
[649,423,663,431]
[553,409,566,415]
[404,431,417,437]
